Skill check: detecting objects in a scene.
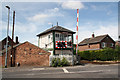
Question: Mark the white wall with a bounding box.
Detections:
[38,32,53,48]
[38,31,73,48]
[49,54,77,66]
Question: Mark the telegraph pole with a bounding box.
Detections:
[5,6,10,68]
[11,11,15,67]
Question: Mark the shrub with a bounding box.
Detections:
[51,57,69,67]
[77,46,120,61]
[61,57,69,66]
[51,58,58,67]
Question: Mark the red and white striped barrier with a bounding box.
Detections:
[76,9,79,55]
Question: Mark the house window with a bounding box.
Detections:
[110,43,114,47]
[55,34,59,37]
[48,35,50,39]
[101,42,106,48]
[60,34,64,41]
[55,34,59,41]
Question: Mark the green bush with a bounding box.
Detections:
[51,58,58,67]
[51,57,69,67]
[77,46,120,61]
[61,57,69,66]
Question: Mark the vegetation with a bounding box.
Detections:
[75,46,120,61]
[43,48,53,51]
[51,57,69,67]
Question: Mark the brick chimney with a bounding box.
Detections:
[92,32,95,38]
[16,36,19,44]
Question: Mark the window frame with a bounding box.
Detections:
[48,35,50,39]
[110,43,114,47]
[101,42,106,48]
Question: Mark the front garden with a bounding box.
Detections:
[77,46,120,61]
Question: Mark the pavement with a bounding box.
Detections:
[1,63,119,78]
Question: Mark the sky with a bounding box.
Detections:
[0,1,118,46]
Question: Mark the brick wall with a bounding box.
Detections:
[101,36,115,48]
[0,36,16,51]
[15,42,50,67]
[2,41,51,67]
[2,50,11,67]
[78,43,100,51]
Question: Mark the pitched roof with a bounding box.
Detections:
[37,26,76,36]
[0,41,50,55]
[79,34,111,46]
[0,36,13,43]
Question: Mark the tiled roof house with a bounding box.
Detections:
[78,34,115,51]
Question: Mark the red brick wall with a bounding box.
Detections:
[1,42,51,67]
[2,50,12,67]
[0,36,16,51]
[78,43,100,51]
[15,42,50,67]
[100,36,115,48]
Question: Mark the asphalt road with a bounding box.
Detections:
[1,64,119,78]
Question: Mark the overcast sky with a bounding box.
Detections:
[1,1,118,46]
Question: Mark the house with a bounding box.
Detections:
[0,41,50,67]
[37,23,76,65]
[78,34,115,51]
[0,36,19,51]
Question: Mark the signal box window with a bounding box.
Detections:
[55,34,59,37]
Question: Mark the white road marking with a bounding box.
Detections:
[91,65,109,67]
[69,70,111,74]
[63,68,69,73]
[32,68,44,70]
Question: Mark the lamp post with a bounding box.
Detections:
[5,6,10,68]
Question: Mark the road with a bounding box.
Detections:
[1,64,119,78]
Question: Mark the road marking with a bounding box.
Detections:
[63,68,69,73]
[91,65,109,67]
[32,68,44,70]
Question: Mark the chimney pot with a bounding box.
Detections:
[57,22,58,26]
[92,32,95,38]
[16,36,19,44]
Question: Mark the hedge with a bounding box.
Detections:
[75,46,120,61]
